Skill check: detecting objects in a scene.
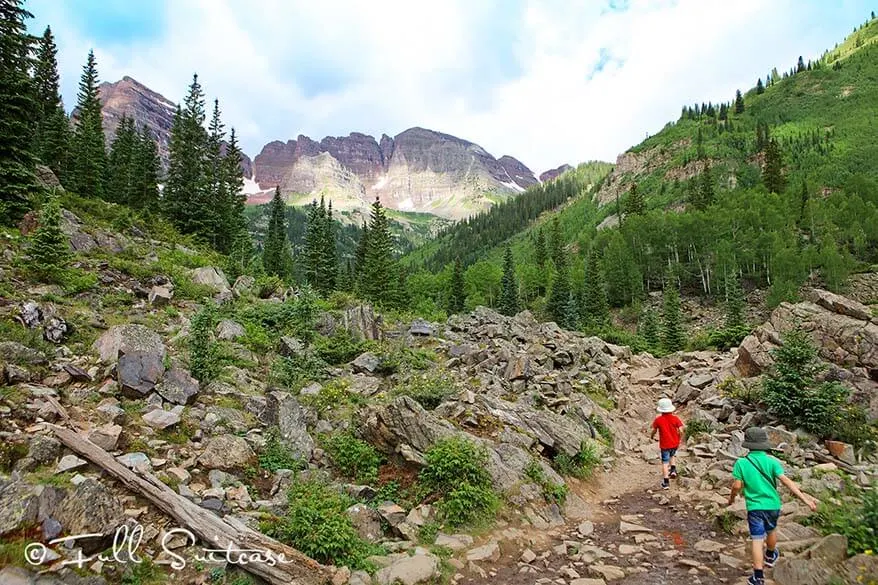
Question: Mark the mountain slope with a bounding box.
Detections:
[251,127,540,221]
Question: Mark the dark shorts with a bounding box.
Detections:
[660,448,677,463]
[747,509,780,539]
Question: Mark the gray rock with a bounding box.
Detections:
[142,408,181,430]
[117,350,165,397]
[88,424,122,451]
[0,480,39,536]
[377,502,407,527]
[0,566,38,585]
[466,542,500,562]
[409,319,435,336]
[92,324,165,364]
[19,301,42,328]
[264,391,314,461]
[352,352,382,374]
[116,452,152,471]
[375,551,440,585]
[148,285,173,306]
[434,533,474,551]
[54,479,125,554]
[0,341,47,365]
[688,372,714,389]
[277,336,305,357]
[190,267,230,293]
[347,503,384,541]
[57,454,87,473]
[4,363,31,384]
[232,275,255,297]
[198,435,255,470]
[154,368,199,405]
[216,319,245,341]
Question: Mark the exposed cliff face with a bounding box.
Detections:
[539,164,573,183]
[95,77,253,176]
[252,127,539,220]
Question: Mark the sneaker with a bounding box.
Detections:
[661,479,670,490]
[765,548,780,568]
[747,575,765,585]
[669,465,678,479]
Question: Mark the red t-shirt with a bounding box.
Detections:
[652,413,683,450]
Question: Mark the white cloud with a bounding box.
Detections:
[32,0,871,174]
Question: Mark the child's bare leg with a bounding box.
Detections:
[661,461,670,479]
[669,454,676,468]
[751,538,765,571]
[765,530,778,553]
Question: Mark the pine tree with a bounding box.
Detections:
[263,186,290,278]
[797,56,806,73]
[534,229,547,269]
[0,0,39,224]
[763,137,786,193]
[581,248,610,328]
[163,74,208,236]
[448,258,466,314]
[639,307,660,349]
[798,179,810,226]
[30,193,71,278]
[361,197,397,306]
[756,78,765,95]
[70,50,107,199]
[549,216,564,269]
[696,126,704,159]
[546,250,576,329]
[696,164,714,209]
[222,128,251,272]
[303,196,337,295]
[734,89,744,114]
[106,115,137,204]
[189,305,217,383]
[204,98,226,250]
[499,246,519,316]
[624,183,645,216]
[724,273,745,330]
[353,221,369,284]
[32,26,68,180]
[129,127,160,209]
[661,284,686,353]
[321,201,337,293]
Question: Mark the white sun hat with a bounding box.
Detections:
[656,397,676,413]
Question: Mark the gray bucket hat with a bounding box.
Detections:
[742,427,774,451]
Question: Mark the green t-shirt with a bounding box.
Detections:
[732,451,784,511]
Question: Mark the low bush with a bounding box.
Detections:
[707,325,752,351]
[420,437,499,528]
[258,428,304,473]
[684,418,714,441]
[718,377,762,405]
[393,372,455,410]
[321,432,383,484]
[553,441,601,479]
[269,353,327,390]
[297,379,362,415]
[262,478,376,569]
[189,305,219,383]
[808,488,878,555]
[525,459,568,506]
[313,330,368,365]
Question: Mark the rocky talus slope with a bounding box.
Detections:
[0,210,875,585]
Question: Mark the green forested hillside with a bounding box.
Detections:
[399,13,878,345]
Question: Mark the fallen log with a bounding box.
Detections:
[812,451,858,474]
[50,424,332,585]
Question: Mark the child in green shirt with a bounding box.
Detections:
[728,427,818,585]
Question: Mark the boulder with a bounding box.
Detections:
[736,333,774,377]
[54,478,125,554]
[154,368,199,405]
[466,542,501,562]
[263,391,314,461]
[278,336,305,357]
[0,480,39,536]
[409,319,435,336]
[0,341,47,365]
[809,289,873,322]
[198,434,255,470]
[342,304,383,341]
[375,551,440,585]
[825,440,856,465]
[352,352,382,374]
[88,424,122,451]
[357,396,458,460]
[93,324,166,364]
[232,275,255,297]
[142,408,182,430]
[346,503,383,541]
[190,267,230,293]
[148,285,173,306]
[216,319,245,341]
[42,315,69,343]
[117,350,165,397]
[18,301,42,328]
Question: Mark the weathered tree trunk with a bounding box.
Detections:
[50,425,332,585]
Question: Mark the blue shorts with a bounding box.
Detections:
[747,510,780,540]
[660,448,677,463]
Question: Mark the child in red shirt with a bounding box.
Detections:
[650,397,684,490]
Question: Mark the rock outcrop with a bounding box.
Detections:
[539,164,573,183]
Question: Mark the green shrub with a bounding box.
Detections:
[322,432,383,484]
[762,328,852,439]
[525,459,568,506]
[420,437,499,528]
[808,488,878,554]
[590,326,651,355]
[297,379,362,415]
[259,428,304,472]
[262,478,375,568]
[269,353,327,390]
[684,418,714,441]
[313,330,367,365]
[714,510,739,535]
[707,325,751,351]
[57,268,98,293]
[587,414,614,444]
[718,377,762,405]
[254,275,286,299]
[0,440,28,472]
[189,305,219,383]
[553,441,601,479]
[237,291,319,342]
[239,321,273,354]
[393,372,455,410]
[30,195,71,279]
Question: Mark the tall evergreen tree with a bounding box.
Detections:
[499,246,519,316]
[29,193,71,278]
[129,127,160,209]
[263,186,290,278]
[661,284,686,353]
[534,229,548,269]
[624,183,645,216]
[106,115,136,204]
[321,201,337,293]
[361,197,397,306]
[696,164,714,209]
[581,248,610,328]
[546,250,577,329]
[204,98,226,249]
[353,221,369,284]
[0,0,39,224]
[448,258,466,314]
[734,89,745,114]
[756,78,765,95]
[32,26,68,180]
[798,179,810,226]
[638,307,660,349]
[304,199,323,287]
[549,216,564,269]
[163,74,208,235]
[724,273,746,330]
[763,137,786,193]
[70,50,107,199]
[303,196,337,294]
[223,128,251,271]
[797,56,806,73]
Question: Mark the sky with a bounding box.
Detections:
[26,0,877,174]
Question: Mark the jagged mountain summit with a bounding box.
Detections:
[250,127,539,220]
